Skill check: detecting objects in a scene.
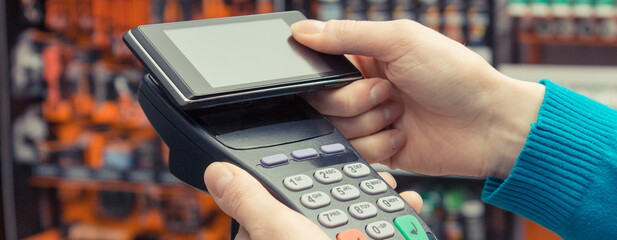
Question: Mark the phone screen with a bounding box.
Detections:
[164,19,332,89]
[126,12,362,109]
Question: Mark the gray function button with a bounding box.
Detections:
[360,179,388,194]
[260,154,288,166]
[377,196,405,212]
[283,174,313,191]
[331,184,360,201]
[291,148,318,160]
[348,202,378,220]
[300,191,331,209]
[318,209,348,228]
[343,163,371,178]
[320,143,345,154]
[366,221,396,239]
[314,168,343,184]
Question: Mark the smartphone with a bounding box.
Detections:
[123,11,362,109]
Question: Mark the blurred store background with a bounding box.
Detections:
[0,0,614,239]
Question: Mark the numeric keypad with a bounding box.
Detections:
[277,143,430,239]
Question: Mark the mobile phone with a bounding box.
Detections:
[126,11,437,240]
[123,11,362,109]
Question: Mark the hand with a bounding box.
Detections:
[204,162,423,240]
[292,20,545,178]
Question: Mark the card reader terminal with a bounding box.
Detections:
[127,11,437,240]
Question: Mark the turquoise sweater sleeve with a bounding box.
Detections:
[481,80,617,239]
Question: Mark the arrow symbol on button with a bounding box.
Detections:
[410,222,418,235]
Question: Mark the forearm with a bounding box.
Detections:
[482,80,617,239]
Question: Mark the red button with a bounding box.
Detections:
[336,229,368,240]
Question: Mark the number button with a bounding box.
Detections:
[314,168,343,184]
[300,191,331,209]
[348,202,378,220]
[331,184,360,201]
[365,220,396,239]
[343,163,370,178]
[318,209,348,228]
[336,229,368,240]
[377,196,405,213]
[283,174,313,191]
[360,179,388,194]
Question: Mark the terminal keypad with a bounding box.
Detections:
[271,143,430,239]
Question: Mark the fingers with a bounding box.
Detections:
[378,171,397,189]
[345,55,387,79]
[302,78,392,117]
[378,171,423,213]
[203,162,284,224]
[204,162,329,240]
[291,19,422,62]
[329,100,402,139]
[400,191,424,213]
[350,129,406,164]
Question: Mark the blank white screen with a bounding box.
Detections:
[164,19,330,89]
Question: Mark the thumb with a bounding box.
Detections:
[204,162,329,239]
[291,19,425,62]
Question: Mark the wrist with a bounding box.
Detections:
[486,77,546,179]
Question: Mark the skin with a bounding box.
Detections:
[203,19,546,240]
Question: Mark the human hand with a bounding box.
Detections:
[292,20,545,179]
[203,162,423,240]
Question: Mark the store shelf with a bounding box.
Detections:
[28,176,190,193]
[28,164,190,193]
[499,64,617,83]
[499,64,617,108]
[518,33,617,47]
[22,229,60,240]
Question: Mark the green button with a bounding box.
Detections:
[393,215,429,240]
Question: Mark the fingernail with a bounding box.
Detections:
[384,107,392,122]
[291,20,325,35]
[390,131,405,150]
[205,162,234,198]
[384,101,403,122]
[370,81,389,106]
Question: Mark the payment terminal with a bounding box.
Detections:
[124,11,437,240]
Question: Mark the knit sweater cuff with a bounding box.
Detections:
[482,80,617,233]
